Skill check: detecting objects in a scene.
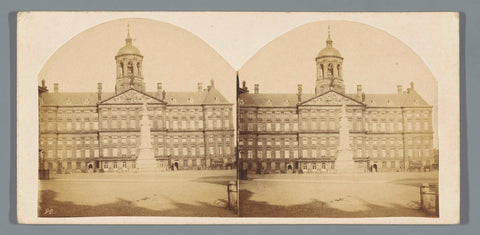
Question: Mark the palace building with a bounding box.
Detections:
[38,31,235,174]
[238,30,435,173]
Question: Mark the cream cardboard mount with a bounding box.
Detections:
[16,11,460,224]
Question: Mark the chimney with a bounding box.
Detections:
[157,83,163,96]
[162,90,166,100]
[97,83,102,100]
[242,80,246,89]
[41,79,46,88]
[53,83,59,93]
[410,81,415,90]
[254,84,259,94]
[197,83,203,92]
[297,84,303,102]
[362,92,365,102]
[397,85,403,94]
[210,79,215,87]
[357,85,362,97]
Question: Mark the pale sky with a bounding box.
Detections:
[38,18,236,103]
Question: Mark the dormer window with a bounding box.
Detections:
[214,97,219,103]
[387,100,391,105]
[187,97,193,104]
[284,100,289,105]
[170,98,176,104]
[66,99,72,105]
[267,100,272,106]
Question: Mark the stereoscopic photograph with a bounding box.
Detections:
[16,12,460,224]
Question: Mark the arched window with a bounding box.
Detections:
[320,64,324,78]
[337,64,341,77]
[137,62,141,75]
[327,63,334,77]
[127,62,134,75]
[120,62,124,76]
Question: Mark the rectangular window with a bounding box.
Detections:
[275,150,281,158]
[266,151,271,159]
[257,150,263,159]
[311,150,317,158]
[130,119,136,128]
[302,150,308,157]
[247,150,253,159]
[76,150,81,158]
[293,151,298,158]
[112,149,118,156]
[284,151,290,159]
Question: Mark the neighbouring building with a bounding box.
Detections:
[238,30,435,173]
[38,30,235,173]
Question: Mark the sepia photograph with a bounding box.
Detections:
[35,18,238,217]
[16,12,459,224]
[237,21,439,218]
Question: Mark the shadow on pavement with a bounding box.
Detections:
[192,175,236,186]
[239,189,437,218]
[38,190,236,217]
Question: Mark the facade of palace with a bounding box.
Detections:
[38,31,235,173]
[238,31,436,173]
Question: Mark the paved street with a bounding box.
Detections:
[38,170,237,217]
[239,172,438,217]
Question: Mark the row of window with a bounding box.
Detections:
[239,120,430,132]
[240,109,431,120]
[243,147,431,159]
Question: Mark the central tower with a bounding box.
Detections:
[315,26,345,95]
[115,26,145,94]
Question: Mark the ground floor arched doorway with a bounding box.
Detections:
[287,164,293,173]
[372,163,378,172]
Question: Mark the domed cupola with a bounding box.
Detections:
[116,32,142,56]
[317,31,342,58]
[315,26,345,95]
[114,25,145,94]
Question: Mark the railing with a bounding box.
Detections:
[227,180,237,211]
[420,183,439,216]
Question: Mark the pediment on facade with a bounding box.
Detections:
[300,90,363,106]
[100,89,166,105]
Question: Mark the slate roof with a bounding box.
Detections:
[239,89,430,107]
[40,87,231,106]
